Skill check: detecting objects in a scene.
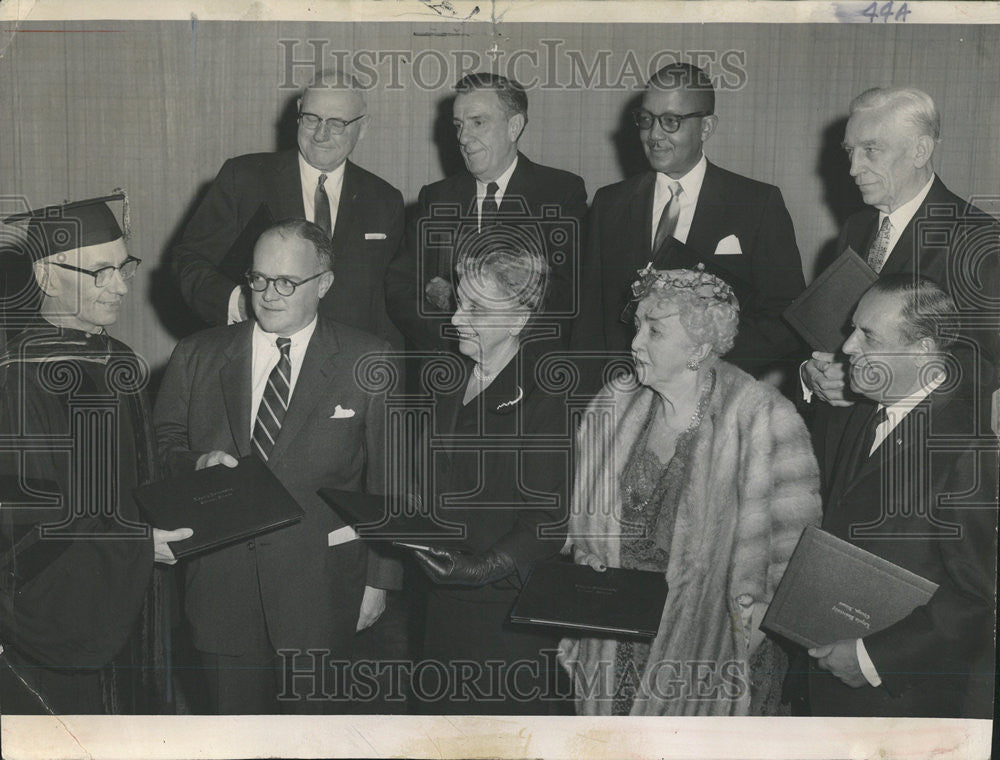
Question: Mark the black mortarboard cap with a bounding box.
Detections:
[2,190,129,262]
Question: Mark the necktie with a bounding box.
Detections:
[481,181,500,229]
[852,404,888,480]
[314,174,332,235]
[252,337,292,461]
[653,181,683,253]
[866,216,892,273]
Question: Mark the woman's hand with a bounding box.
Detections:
[574,550,607,572]
[411,546,516,586]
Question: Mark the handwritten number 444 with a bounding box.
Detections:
[862,1,911,23]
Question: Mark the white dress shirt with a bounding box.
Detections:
[249,317,318,438]
[875,174,936,271]
[476,155,518,230]
[855,371,946,686]
[650,152,707,248]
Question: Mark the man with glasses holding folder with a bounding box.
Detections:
[572,62,805,382]
[171,69,404,349]
[155,219,399,713]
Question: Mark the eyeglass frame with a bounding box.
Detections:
[632,108,713,134]
[244,269,328,297]
[51,256,142,287]
[297,110,366,135]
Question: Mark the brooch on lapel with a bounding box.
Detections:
[496,386,524,412]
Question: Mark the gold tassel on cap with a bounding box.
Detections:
[112,186,130,239]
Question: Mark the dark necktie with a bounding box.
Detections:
[653,180,683,253]
[852,404,888,480]
[314,174,332,235]
[252,337,292,462]
[866,216,892,273]
[481,181,500,229]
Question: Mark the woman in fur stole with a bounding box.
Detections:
[559,264,821,716]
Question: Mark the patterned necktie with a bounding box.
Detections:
[653,181,683,253]
[314,174,332,235]
[866,216,892,273]
[852,405,888,480]
[252,337,292,461]
[481,181,500,229]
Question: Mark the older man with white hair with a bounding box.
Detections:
[802,86,999,408]
[171,68,404,348]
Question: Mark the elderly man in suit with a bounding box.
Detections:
[572,61,806,377]
[385,72,587,352]
[171,69,404,349]
[155,219,399,714]
[805,275,997,718]
[802,86,999,410]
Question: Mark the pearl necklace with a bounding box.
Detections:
[473,363,496,383]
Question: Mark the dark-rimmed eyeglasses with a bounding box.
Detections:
[632,108,712,133]
[245,270,326,297]
[297,111,365,135]
[52,256,141,287]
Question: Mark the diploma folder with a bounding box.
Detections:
[317,488,471,553]
[760,526,939,649]
[782,247,878,353]
[510,561,669,638]
[134,455,304,559]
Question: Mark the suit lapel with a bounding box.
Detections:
[629,172,656,266]
[268,318,341,464]
[269,150,305,220]
[499,153,531,215]
[219,323,255,458]
[332,160,358,243]
[686,160,723,254]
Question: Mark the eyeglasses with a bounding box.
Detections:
[245,270,326,297]
[52,256,141,287]
[297,111,365,134]
[632,108,712,133]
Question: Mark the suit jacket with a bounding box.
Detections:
[427,339,570,598]
[171,150,405,348]
[153,317,401,657]
[572,161,806,373]
[385,153,587,352]
[807,383,997,718]
[834,175,1000,379]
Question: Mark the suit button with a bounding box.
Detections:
[247,540,255,550]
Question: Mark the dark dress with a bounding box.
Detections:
[0,323,160,714]
[417,342,571,714]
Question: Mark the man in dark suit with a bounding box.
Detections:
[571,62,805,376]
[385,72,587,352]
[171,70,404,348]
[155,219,400,713]
[806,276,997,718]
[802,86,999,411]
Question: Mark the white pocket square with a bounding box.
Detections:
[328,524,359,547]
[714,235,743,255]
[364,232,386,240]
[330,405,356,419]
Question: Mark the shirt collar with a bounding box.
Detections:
[252,315,319,351]
[298,153,347,190]
[881,174,935,231]
[477,154,519,196]
[656,152,707,202]
[878,369,946,420]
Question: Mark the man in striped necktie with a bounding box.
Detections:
[155,219,400,713]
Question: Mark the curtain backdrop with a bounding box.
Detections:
[1,20,997,373]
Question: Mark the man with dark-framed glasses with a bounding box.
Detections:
[155,218,400,713]
[0,193,190,714]
[170,68,404,350]
[572,61,806,387]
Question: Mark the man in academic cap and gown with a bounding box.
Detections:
[0,193,189,714]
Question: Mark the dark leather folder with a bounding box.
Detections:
[510,560,669,637]
[761,526,939,649]
[782,247,878,353]
[317,488,470,552]
[134,455,304,559]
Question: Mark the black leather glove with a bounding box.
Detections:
[411,546,516,587]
